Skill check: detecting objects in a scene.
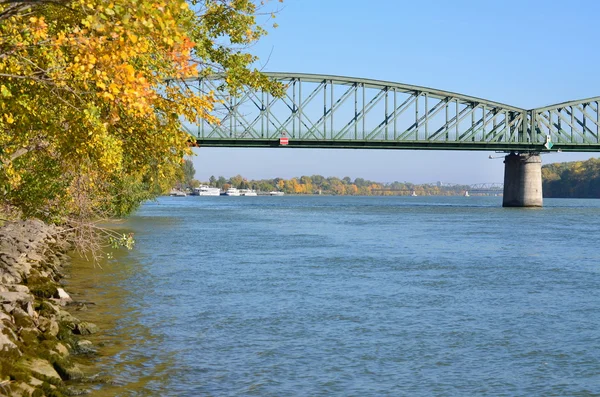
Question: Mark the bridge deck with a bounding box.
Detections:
[194,138,600,152]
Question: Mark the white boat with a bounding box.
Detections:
[224,187,241,196]
[411,191,417,197]
[239,189,257,196]
[269,191,285,196]
[193,185,221,196]
[464,191,470,197]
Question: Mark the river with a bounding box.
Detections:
[66,196,600,396]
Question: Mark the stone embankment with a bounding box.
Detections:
[0,219,98,396]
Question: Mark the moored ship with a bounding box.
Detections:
[224,187,241,196]
[240,189,258,196]
[192,185,221,196]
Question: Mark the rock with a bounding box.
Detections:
[74,322,99,336]
[10,285,30,293]
[24,358,62,382]
[19,327,40,344]
[26,252,44,262]
[28,277,58,299]
[57,309,79,326]
[54,288,72,305]
[0,220,79,391]
[38,316,51,330]
[10,382,35,397]
[56,288,70,300]
[29,376,44,386]
[25,301,35,318]
[54,343,69,357]
[39,300,60,316]
[16,261,32,277]
[12,285,29,293]
[76,339,97,355]
[12,307,35,328]
[0,329,20,355]
[0,273,19,285]
[37,317,59,337]
[55,361,84,380]
[48,319,60,337]
[1,322,18,338]
[0,291,32,305]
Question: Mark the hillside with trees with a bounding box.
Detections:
[204,174,470,196]
[542,158,600,198]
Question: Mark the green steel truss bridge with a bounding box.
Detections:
[184,72,600,152]
[467,183,504,194]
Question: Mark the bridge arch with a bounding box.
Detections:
[182,72,599,152]
[185,72,533,151]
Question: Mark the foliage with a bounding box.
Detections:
[206,174,471,196]
[181,159,197,188]
[172,159,199,190]
[0,0,283,251]
[542,158,600,198]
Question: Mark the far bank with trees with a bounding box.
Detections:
[201,174,471,196]
[542,157,600,198]
[191,157,600,198]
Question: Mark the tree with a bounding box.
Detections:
[0,0,284,252]
[209,175,217,186]
[182,159,196,188]
[230,174,244,188]
[311,175,325,185]
[256,181,274,192]
[354,177,367,187]
[346,184,359,195]
[299,176,313,193]
[216,176,227,188]
[542,158,600,198]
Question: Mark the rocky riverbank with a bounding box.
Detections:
[0,219,99,396]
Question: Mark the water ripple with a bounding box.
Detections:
[67,196,600,396]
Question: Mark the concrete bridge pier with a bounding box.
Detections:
[502,152,543,207]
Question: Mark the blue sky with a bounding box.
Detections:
[192,0,599,184]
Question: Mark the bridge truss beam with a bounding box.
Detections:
[531,97,600,150]
[181,73,600,152]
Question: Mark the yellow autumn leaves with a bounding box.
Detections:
[0,0,283,223]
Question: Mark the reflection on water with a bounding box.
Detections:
[66,196,600,396]
[66,248,178,396]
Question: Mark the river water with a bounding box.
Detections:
[66,196,600,396]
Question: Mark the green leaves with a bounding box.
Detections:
[0,0,284,256]
[0,85,11,98]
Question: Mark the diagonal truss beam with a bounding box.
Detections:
[181,73,600,151]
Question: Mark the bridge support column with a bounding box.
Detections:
[502,152,543,207]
